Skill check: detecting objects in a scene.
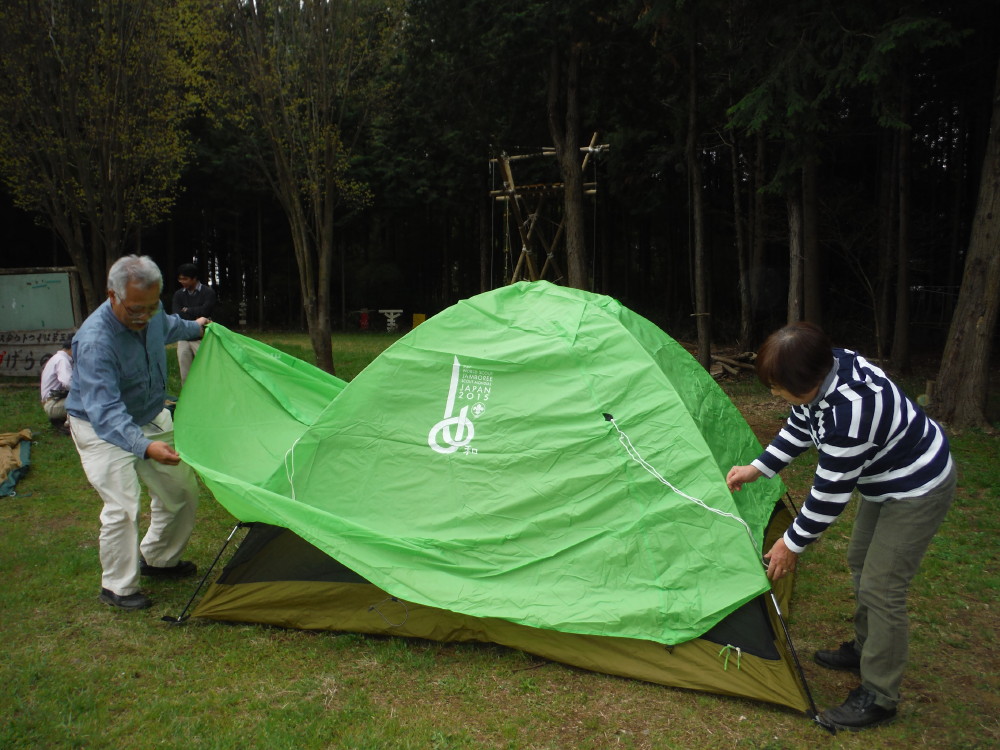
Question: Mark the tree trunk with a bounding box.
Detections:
[287,184,335,374]
[50,212,102,311]
[687,34,711,369]
[750,130,767,342]
[802,159,822,327]
[730,132,752,349]
[891,82,913,371]
[933,56,1000,430]
[786,179,804,324]
[547,45,588,290]
[947,103,968,289]
[314,182,335,373]
[257,203,264,328]
[875,128,898,361]
[439,206,450,304]
[479,186,490,293]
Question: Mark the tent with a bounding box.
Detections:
[176,282,816,715]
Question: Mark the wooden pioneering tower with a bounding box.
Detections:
[490,133,609,285]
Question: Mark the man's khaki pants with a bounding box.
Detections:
[42,397,67,421]
[69,409,199,596]
[177,339,200,385]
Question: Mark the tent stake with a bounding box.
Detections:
[768,589,836,734]
[162,522,246,625]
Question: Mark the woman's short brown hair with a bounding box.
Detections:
[755,322,832,397]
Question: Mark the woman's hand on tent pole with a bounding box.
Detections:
[726,464,762,492]
[764,537,798,582]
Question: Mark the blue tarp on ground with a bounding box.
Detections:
[0,429,32,497]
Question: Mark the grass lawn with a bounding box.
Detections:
[1,330,997,749]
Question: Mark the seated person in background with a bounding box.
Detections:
[40,342,73,434]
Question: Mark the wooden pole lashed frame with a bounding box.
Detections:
[490,133,608,285]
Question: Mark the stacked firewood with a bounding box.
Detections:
[709,351,757,380]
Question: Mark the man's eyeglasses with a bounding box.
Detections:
[119,299,160,317]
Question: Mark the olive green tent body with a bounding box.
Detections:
[176,282,811,712]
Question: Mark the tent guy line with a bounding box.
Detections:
[604,412,761,560]
[284,433,305,500]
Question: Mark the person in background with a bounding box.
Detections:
[171,262,216,386]
[726,321,955,732]
[40,341,73,434]
[65,255,210,611]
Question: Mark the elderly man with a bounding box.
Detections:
[66,255,210,610]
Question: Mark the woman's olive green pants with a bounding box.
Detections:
[847,464,957,709]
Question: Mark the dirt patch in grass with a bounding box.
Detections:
[738,399,787,445]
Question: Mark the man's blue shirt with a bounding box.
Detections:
[66,299,201,457]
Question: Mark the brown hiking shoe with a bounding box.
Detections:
[815,641,861,672]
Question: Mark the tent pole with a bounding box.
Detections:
[768,589,836,734]
[162,522,247,625]
[774,494,832,730]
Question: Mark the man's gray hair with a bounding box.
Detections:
[107,255,163,300]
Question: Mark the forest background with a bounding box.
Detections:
[1,0,998,428]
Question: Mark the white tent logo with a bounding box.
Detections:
[428,356,481,454]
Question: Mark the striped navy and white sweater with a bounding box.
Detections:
[752,348,953,554]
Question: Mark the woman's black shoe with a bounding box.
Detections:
[822,686,897,731]
[814,640,861,672]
